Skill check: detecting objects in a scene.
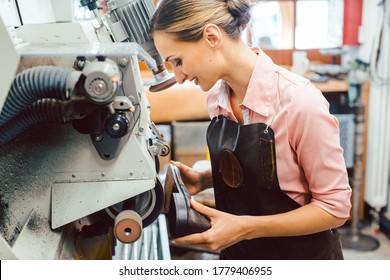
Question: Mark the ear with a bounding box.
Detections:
[203,24,223,48]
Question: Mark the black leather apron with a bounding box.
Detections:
[207,115,344,260]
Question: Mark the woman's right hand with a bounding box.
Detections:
[169,160,212,195]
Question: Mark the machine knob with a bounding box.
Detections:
[104,113,129,138]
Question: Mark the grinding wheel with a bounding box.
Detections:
[114,210,143,243]
[95,178,164,228]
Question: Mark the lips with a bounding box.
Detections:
[188,76,199,86]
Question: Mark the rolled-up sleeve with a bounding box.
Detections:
[286,85,352,218]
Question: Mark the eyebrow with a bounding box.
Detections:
[165,55,174,62]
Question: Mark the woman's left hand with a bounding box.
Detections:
[173,198,248,252]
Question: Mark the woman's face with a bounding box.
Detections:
[153,31,221,91]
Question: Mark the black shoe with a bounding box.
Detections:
[164,163,211,238]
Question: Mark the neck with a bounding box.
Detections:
[221,40,258,102]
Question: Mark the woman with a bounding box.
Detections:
[150,0,352,259]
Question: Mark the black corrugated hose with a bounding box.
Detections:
[0,66,72,126]
[0,99,70,145]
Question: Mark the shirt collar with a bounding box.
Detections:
[217,49,278,118]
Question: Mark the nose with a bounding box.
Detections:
[173,68,187,84]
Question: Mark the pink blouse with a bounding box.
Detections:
[207,49,352,219]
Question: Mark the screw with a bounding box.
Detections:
[94,134,103,142]
[119,58,128,67]
[92,80,106,94]
[76,60,85,69]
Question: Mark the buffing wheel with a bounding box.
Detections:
[149,75,177,92]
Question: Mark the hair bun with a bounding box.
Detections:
[224,0,251,27]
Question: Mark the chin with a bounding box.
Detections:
[199,82,214,92]
[199,85,207,91]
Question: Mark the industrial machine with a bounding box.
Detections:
[0,0,174,260]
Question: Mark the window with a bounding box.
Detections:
[249,0,344,50]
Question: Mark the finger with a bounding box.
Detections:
[170,160,183,168]
[174,232,207,245]
[170,160,190,172]
[173,240,214,252]
[190,198,216,217]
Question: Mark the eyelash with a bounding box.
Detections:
[175,59,183,67]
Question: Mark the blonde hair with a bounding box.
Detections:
[150,0,255,41]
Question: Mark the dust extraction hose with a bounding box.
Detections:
[0,66,72,126]
[0,99,70,145]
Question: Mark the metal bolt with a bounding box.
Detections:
[94,134,103,142]
[77,60,85,69]
[119,58,128,67]
[92,80,107,95]
[150,146,158,154]
[112,123,120,131]
[161,147,168,155]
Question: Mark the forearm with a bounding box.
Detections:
[241,204,347,241]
